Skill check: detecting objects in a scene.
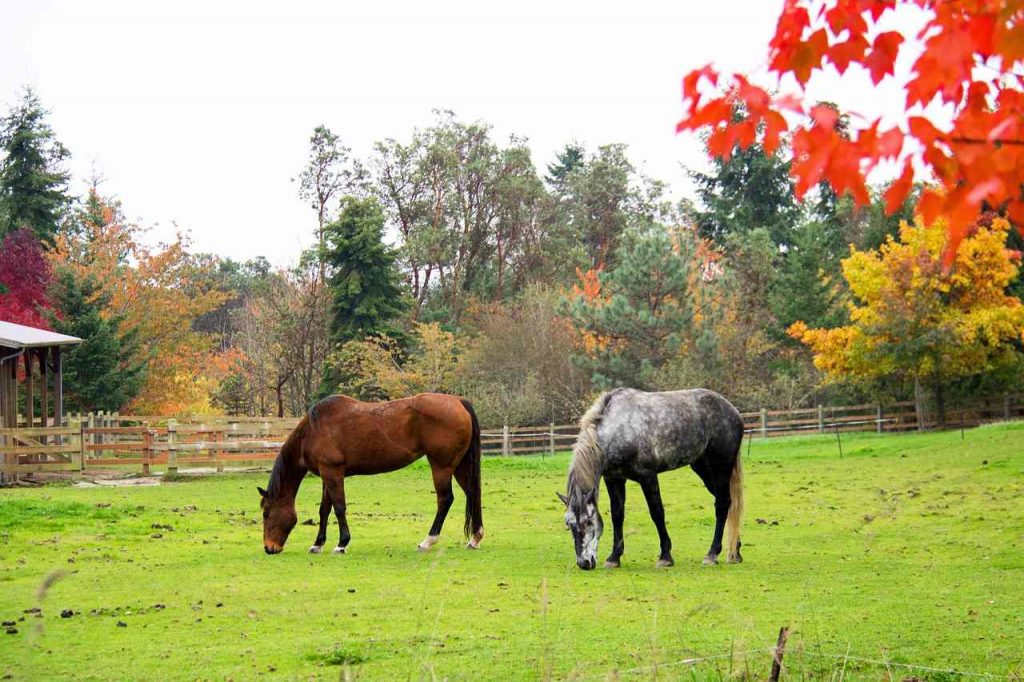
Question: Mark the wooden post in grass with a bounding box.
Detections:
[167,420,178,475]
[769,626,789,682]
[502,423,511,456]
[548,423,555,459]
[817,404,824,433]
[78,415,86,474]
[877,404,883,434]
[760,408,767,439]
[142,429,153,476]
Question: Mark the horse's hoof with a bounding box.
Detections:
[332,546,347,555]
[604,559,621,569]
[417,543,431,552]
[465,541,480,550]
[655,558,674,568]
[727,553,743,564]
[702,555,718,566]
[308,545,323,554]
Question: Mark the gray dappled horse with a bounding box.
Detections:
[559,388,745,570]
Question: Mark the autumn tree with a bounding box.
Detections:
[677,0,1024,263]
[51,189,229,415]
[0,228,52,328]
[790,217,1024,426]
[0,88,71,243]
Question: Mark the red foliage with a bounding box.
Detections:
[0,228,53,329]
[677,0,1024,267]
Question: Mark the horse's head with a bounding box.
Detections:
[258,486,297,554]
[558,488,603,570]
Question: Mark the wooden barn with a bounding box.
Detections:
[0,320,81,429]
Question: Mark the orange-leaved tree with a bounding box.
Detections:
[51,190,229,414]
[677,0,1024,264]
[789,216,1024,424]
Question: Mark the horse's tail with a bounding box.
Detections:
[726,449,744,562]
[457,399,484,542]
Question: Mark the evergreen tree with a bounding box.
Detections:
[47,269,145,413]
[545,142,585,192]
[320,197,408,394]
[0,88,71,243]
[690,138,802,249]
[567,223,697,388]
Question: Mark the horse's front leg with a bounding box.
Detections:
[603,476,626,568]
[321,468,351,554]
[418,464,455,551]
[638,475,674,567]
[308,483,332,554]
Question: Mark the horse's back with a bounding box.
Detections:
[310,393,472,473]
[598,388,742,476]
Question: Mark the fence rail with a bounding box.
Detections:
[2,394,1021,479]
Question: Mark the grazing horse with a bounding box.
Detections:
[258,393,484,555]
[559,388,744,570]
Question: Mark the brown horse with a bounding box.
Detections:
[258,393,483,555]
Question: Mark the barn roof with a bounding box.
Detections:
[0,320,82,349]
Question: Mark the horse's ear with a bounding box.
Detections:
[556,491,568,507]
[257,486,268,498]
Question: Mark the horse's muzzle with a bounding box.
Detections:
[577,556,596,570]
[264,545,282,555]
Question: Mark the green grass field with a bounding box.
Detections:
[1,424,1022,680]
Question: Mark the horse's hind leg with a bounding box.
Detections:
[699,457,734,566]
[638,475,674,567]
[603,476,626,568]
[418,464,455,551]
[309,483,332,554]
[321,468,352,554]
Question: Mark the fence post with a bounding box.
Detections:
[1005,394,1011,421]
[760,408,767,439]
[502,423,511,456]
[215,428,224,473]
[548,423,555,458]
[876,404,883,433]
[142,429,152,476]
[78,415,86,474]
[817,405,824,434]
[167,420,178,475]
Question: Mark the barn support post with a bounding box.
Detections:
[24,351,34,429]
[38,348,48,428]
[53,347,63,427]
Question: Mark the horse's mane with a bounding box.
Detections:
[568,390,618,494]
[267,413,310,499]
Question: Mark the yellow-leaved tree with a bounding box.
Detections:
[790,217,1024,426]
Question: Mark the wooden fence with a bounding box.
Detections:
[2,395,1021,479]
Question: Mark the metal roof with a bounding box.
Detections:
[0,320,82,349]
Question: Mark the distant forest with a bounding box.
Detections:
[2,89,1022,427]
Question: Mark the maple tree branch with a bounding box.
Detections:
[948,136,1024,147]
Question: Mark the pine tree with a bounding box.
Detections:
[47,269,146,413]
[0,88,71,243]
[320,197,408,394]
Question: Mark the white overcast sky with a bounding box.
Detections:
[1,0,921,266]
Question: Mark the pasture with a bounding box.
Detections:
[1,424,1022,680]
